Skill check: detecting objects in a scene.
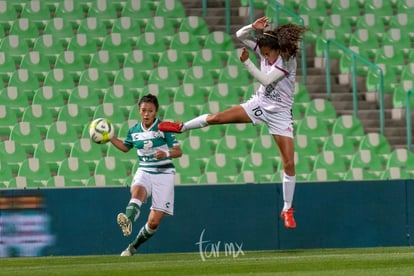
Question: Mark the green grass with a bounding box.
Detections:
[1,247,414,275]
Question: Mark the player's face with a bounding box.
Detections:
[139,102,158,128]
[259,46,279,64]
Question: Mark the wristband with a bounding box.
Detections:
[165,151,170,158]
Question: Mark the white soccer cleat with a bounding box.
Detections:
[117,213,132,236]
[120,244,136,256]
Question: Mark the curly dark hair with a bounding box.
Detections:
[256,24,307,59]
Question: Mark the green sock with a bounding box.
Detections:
[131,224,156,249]
[125,202,140,223]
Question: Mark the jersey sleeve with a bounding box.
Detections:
[243,59,287,85]
[164,132,179,148]
[123,129,134,149]
[236,24,258,51]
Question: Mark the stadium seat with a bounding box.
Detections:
[392,81,414,110]
[173,154,202,184]
[307,168,343,182]
[234,170,262,184]
[67,33,98,63]
[106,143,136,171]
[46,121,79,153]
[0,51,17,83]
[86,174,110,187]
[192,48,224,79]
[217,65,251,92]
[0,86,28,118]
[389,13,414,40]
[179,136,212,166]
[358,132,391,164]
[173,83,206,112]
[240,152,276,182]
[32,86,64,118]
[87,0,118,27]
[348,29,380,59]
[19,51,51,81]
[158,49,189,80]
[89,50,121,79]
[331,115,365,146]
[363,0,394,23]
[123,49,155,80]
[0,0,18,31]
[43,68,75,100]
[57,104,88,135]
[67,85,101,116]
[349,149,384,177]
[113,67,145,97]
[386,148,414,174]
[312,150,348,179]
[354,13,385,42]
[121,0,153,28]
[154,0,186,27]
[382,28,411,54]
[135,85,171,115]
[76,17,107,46]
[43,17,74,46]
[116,119,138,138]
[21,104,54,136]
[204,31,236,60]
[54,50,86,81]
[215,135,249,166]
[94,156,128,186]
[322,133,355,163]
[182,66,215,96]
[8,68,40,100]
[179,16,209,43]
[54,0,85,26]
[92,103,126,129]
[0,159,13,188]
[330,0,360,24]
[0,104,17,137]
[396,0,414,13]
[297,0,328,27]
[57,157,91,186]
[294,134,319,164]
[169,31,201,63]
[18,157,52,187]
[148,66,181,95]
[366,63,399,94]
[69,138,104,171]
[78,68,110,96]
[9,122,43,155]
[292,151,313,182]
[101,33,132,61]
[224,123,258,147]
[33,34,64,64]
[202,153,239,184]
[0,139,27,173]
[111,16,141,44]
[135,32,166,63]
[162,101,197,122]
[144,16,175,45]
[208,83,241,108]
[296,115,329,148]
[250,135,280,167]
[188,126,224,155]
[380,167,411,180]
[8,18,40,47]
[304,98,337,129]
[103,84,136,116]
[374,45,405,75]
[400,63,414,84]
[317,15,352,57]
[198,101,226,118]
[33,139,67,173]
[343,167,378,181]
[293,82,311,112]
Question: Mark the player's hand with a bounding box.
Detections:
[154,150,169,159]
[239,47,249,62]
[253,17,269,30]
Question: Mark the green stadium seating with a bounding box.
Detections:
[0,0,18,30]
[0,159,13,188]
[54,0,86,26]
[121,0,153,28]
[67,33,98,63]
[67,85,100,116]
[8,18,40,47]
[331,115,365,146]
[18,157,52,187]
[8,68,40,100]
[349,149,384,177]
[78,68,111,96]
[366,63,398,94]
[374,45,405,75]
[382,28,411,54]
[307,168,342,182]
[148,66,181,95]
[179,136,212,165]
[113,67,146,97]
[70,138,104,171]
[21,104,54,136]
[343,168,378,181]
[19,51,51,81]
[240,152,276,182]
[0,86,28,118]
[204,31,235,60]
[101,33,132,61]
[330,0,360,23]
[380,167,411,180]
[304,98,337,129]
[208,83,241,107]
[163,101,197,122]
[111,16,142,44]
[173,154,202,184]
[392,81,414,109]
[363,0,394,23]
[250,135,280,167]
[179,16,209,43]
[169,31,201,63]
[202,153,239,184]
[386,148,414,174]
[43,17,74,46]
[192,48,224,79]
[215,135,249,166]
[0,51,17,83]
[103,84,136,116]
[0,104,16,137]
[89,50,121,78]
[312,150,348,179]
[348,29,380,59]
[57,157,91,186]
[116,119,138,139]
[157,49,189,80]
[76,17,107,46]
[173,83,206,111]
[182,66,215,96]
[33,139,67,173]
[296,115,329,148]
[0,139,27,174]
[33,34,64,64]
[144,16,175,45]
[57,103,89,134]
[217,65,251,92]
[123,49,155,80]
[94,156,128,186]
[54,50,86,81]
[154,0,186,27]
[32,86,65,117]
[92,103,126,128]
[106,143,136,171]
[87,0,118,27]
[294,133,319,164]
[358,132,391,164]
[43,68,75,100]
[9,122,43,155]
[322,133,355,163]
[135,32,166,63]
[46,121,79,153]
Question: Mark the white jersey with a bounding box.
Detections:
[236,24,296,113]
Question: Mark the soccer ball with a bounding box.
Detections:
[89,118,114,144]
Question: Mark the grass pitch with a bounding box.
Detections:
[1,247,414,275]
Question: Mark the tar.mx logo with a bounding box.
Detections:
[195,229,244,261]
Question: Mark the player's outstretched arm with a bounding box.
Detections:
[110,136,130,152]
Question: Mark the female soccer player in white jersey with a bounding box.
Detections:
[110,94,182,256]
[159,17,306,229]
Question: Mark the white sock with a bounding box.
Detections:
[145,223,157,234]
[130,198,142,208]
[182,114,209,132]
[282,172,296,211]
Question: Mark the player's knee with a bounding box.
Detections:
[147,219,160,230]
[283,159,295,175]
[206,113,221,124]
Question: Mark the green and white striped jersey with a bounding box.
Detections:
[124,119,179,174]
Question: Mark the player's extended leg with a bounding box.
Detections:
[273,134,297,229]
[120,210,164,256]
[158,105,252,133]
[117,185,146,236]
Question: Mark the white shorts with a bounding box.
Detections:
[131,170,175,216]
[241,96,294,138]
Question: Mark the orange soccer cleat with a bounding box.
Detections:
[280,208,296,229]
[158,121,183,133]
